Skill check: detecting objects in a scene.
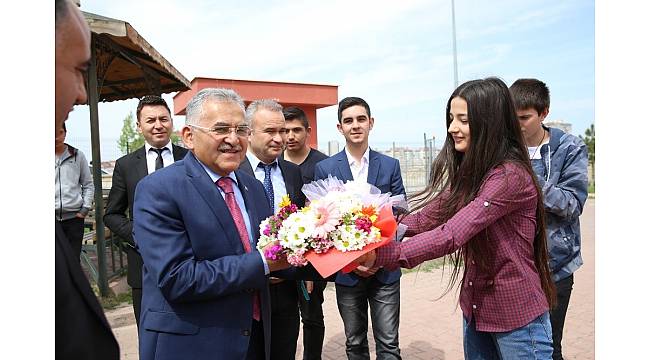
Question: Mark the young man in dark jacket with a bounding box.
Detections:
[511,78,589,360]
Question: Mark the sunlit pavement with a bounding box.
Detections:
[107,199,595,360]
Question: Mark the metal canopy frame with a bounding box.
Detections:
[82,11,190,296]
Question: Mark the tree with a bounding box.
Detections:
[170,131,181,146]
[579,123,595,187]
[117,112,144,155]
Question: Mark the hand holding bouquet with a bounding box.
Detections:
[257,176,405,277]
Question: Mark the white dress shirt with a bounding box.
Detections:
[345,146,370,182]
[145,141,174,174]
[246,151,287,211]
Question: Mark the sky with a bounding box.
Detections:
[65,0,595,161]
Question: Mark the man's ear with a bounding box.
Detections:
[539,108,549,122]
[181,126,194,150]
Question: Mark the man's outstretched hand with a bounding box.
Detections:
[262,242,291,272]
[354,250,377,269]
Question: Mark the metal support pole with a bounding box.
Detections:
[87,35,109,297]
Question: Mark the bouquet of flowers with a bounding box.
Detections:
[257,176,406,278]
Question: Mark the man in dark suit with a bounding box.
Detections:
[314,97,406,360]
[238,99,306,360]
[133,88,294,360]
[281,106,329,360]
[55,0,119,358]
[104,95,188,328]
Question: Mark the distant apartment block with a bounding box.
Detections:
[544,119,572,134]
[328,140,340,156]
[376,141,437,195]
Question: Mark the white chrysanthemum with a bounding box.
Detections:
[257,234,275,250]
[333,224,367,252]
[367,226,382,243]
[277,212,315,252]
[256,219,275,250]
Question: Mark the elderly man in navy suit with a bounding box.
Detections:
[133,88,293,360]
[314,97,406,360]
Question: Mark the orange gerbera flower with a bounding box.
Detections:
[361,205,376,217]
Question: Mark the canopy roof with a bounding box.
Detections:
[82,11,190,102]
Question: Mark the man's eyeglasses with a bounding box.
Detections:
[189,124,251,137]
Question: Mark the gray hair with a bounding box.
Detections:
[245,99,284,127]
[185,88,246,126]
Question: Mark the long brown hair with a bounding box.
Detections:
[406,77,556,308]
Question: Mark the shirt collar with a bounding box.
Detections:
[196,157,238,185]
[345,146,370,167]
[145,140,173,154]
[246,151,277,169]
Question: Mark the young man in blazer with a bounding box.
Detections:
[104,95,188,328]
[238,99,306,360]
[314,97,406,360]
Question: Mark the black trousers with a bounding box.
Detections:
[132,287,142,329]
[298,281,327,360]
[58,217,84,259]
[270,280,300,360]
[550,274,574,360]
[246,319,265,360]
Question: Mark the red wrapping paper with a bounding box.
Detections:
[304,205,398,278]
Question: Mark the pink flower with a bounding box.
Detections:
[264,244,284,260]
[287,250,309,267]
[311,236,334,253]
[312,200,340,239]
[355,217,372,233]
[263,224,272,236]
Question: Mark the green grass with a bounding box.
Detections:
[588,182,595,194]
[94,287,133,310]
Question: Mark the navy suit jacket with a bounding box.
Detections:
[313,149,406,286]
[133,151,275,360]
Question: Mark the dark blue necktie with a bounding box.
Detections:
[258,162,277,212]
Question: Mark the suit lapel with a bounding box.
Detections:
[185,153,245,253]
[235,172,261,245]
[239,157,255,176]
[277,159,295,202]
[133,147,149,182]
[172,144,188,161]
[367,149,380,186]
[336,150,354,182]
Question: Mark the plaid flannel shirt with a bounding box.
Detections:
[376,162,549,332]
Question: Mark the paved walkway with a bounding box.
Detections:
[107,199,595,359]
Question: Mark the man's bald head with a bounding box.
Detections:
[55,0,91,134]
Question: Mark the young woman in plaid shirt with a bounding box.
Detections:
[361,77,556,359]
